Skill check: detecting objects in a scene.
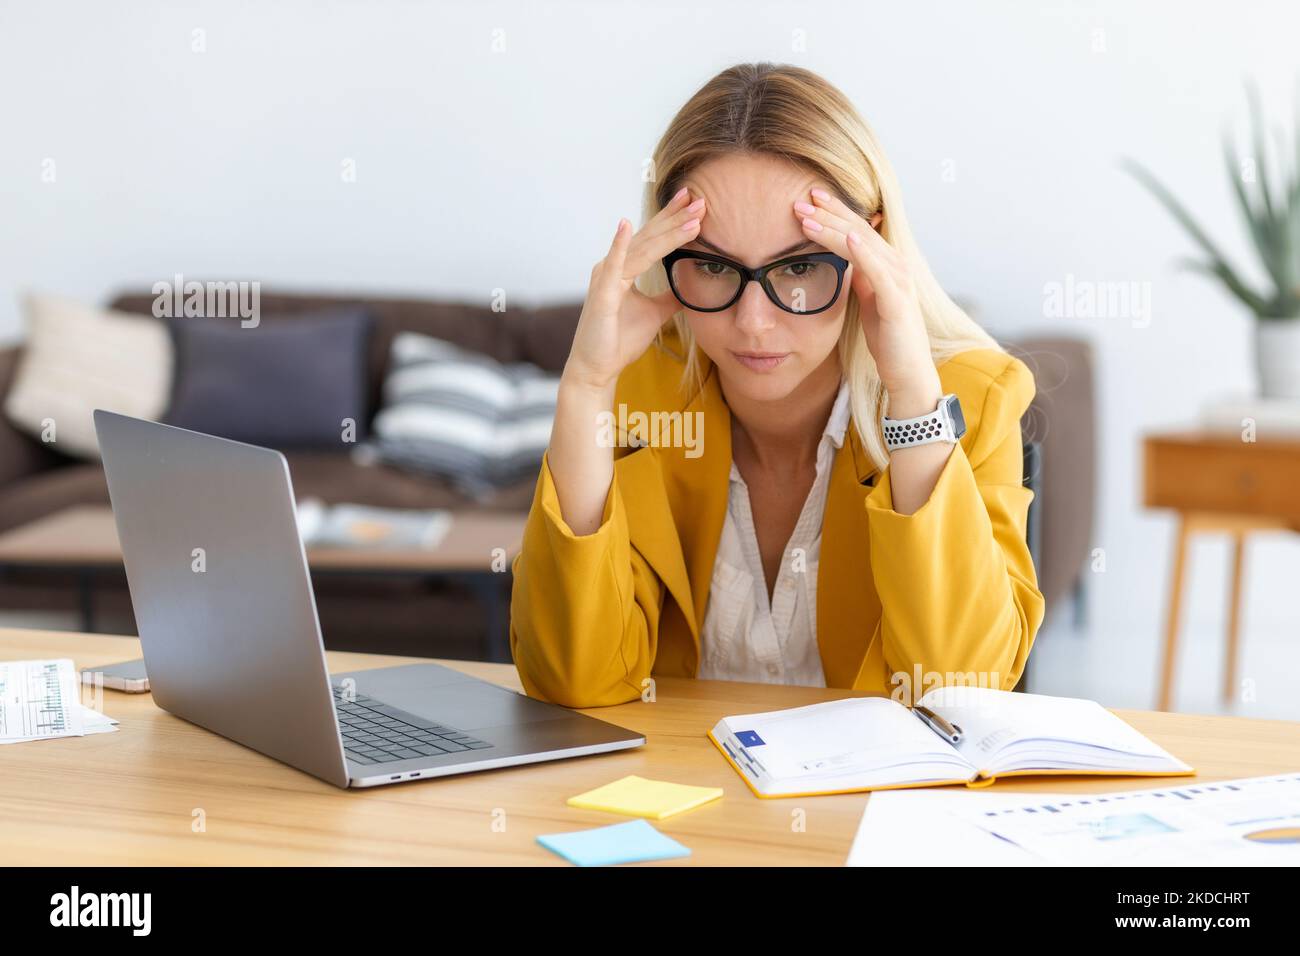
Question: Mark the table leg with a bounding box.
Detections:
[1158,516,1191,712]
[1224,531,1246,705]
[461,572,512,664]
[78,568,96,633]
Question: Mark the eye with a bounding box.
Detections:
[779,260,821,278]
[692,260,732,279]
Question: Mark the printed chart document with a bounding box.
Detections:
[708,685,1194,797]
[0,658,119,744]
[847,788,1075,866]
[950,773,1300,865]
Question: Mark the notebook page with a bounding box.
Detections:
[919,685,1189,773]
[720,696,967,782]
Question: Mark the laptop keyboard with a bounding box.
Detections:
[332,686,493,765]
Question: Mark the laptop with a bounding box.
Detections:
[92,410,644,788]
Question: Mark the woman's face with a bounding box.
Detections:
[678,152,853,405]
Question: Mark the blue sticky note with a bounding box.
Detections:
[536,819,691,866]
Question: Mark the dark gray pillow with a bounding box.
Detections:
[164,310,372,449]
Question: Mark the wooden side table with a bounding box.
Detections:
[1143,431,1300,711]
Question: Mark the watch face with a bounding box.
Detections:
[946,394,967,438]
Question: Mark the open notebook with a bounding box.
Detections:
[708,685,1195,798]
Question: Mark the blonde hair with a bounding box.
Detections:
[636,62,1002,472]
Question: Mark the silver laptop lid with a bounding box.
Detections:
[93,409,349,788]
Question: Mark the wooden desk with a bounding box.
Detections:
[1143,431,1300,711]
[5,626,1300,866]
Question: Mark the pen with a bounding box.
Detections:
[913,705,963,745]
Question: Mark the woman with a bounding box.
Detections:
[510,62,1044,708]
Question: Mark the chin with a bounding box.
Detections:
[717,356,807,402]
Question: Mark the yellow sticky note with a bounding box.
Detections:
[566,775,724,820]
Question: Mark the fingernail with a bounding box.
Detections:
[811,188,831,201]
[802,217,822,232]
[848,231,861,245]
[793,201,816,215]
[673,186,689,203]
[680,218,699,232]
[687,197,706,213]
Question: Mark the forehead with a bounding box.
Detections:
[680,153,829,265]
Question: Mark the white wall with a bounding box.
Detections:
[3,0,1299,703]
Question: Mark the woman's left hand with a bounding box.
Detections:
[793,188,941,414]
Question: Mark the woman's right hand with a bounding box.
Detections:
[562,186,707,391]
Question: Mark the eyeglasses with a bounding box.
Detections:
[662,248,851,315]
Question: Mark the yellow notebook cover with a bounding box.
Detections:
[567,775,724,819]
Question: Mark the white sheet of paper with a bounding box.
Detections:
[951,773,1300,866]
[846,788,1078,866]
[0,702,116,745]
[0,658,84,741]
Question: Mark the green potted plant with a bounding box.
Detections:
[1124,83,1300,400]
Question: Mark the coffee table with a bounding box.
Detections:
[0,505,525,662]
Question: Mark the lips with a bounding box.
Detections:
[731,350,790,372]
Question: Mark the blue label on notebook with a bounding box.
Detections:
[736,730,765,747]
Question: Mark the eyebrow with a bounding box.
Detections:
[689,236,821,263]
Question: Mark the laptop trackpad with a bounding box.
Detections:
[337,663,571,731]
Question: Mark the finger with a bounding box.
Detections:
[624,200,705,277]
[796,207,904,293]
[590,218,636,308]
[632,185,697,247]
[810,188,899,265]
[808,187,869,224]
[607,217,636,280]
[796,213,893,302]
[633,192,706,254]
[796,200,901,275]
[792,200,859,246]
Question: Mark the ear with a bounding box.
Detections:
[868,212,884,231]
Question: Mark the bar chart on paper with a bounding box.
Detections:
[953,774,1300,865]
[0,658,84,741]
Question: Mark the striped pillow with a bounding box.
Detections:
[368,332,558,495]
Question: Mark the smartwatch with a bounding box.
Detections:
[882,393,966,452]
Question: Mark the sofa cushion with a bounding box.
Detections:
[107,290,583,421]
[366,333,558,498]
[3,294,173,460]
[165,309,372,450]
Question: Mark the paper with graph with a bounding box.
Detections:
[951,773,1300,865]
[0,658,87,742]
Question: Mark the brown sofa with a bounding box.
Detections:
[0,291,1096,660]
[0,291,585,659]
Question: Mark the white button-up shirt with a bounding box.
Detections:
[697,379,852,687]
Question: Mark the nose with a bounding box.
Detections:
[731,281,779,336]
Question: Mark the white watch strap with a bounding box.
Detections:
[882,394,958,451]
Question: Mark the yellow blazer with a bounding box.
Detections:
[510,329,1045,708]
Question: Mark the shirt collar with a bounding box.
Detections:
[824,377,852,450]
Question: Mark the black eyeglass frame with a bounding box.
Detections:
[661,248,851,315]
